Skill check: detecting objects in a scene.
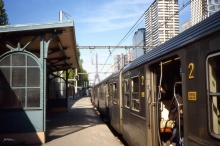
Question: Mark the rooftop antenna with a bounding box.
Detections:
[59,11,71,21]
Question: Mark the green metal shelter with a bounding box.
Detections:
[0,21,79,145]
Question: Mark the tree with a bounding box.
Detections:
[0,0,9,25]
[63,44,89,86]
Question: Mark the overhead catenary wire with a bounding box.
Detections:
[100,39,144,80]
[97,0,192,82]
[99,14,145,74]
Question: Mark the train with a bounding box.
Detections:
[91,11,220,146]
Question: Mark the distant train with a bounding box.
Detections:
[91,11,220,146]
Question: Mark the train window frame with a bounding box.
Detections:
[101,84,105,100]
[97,87,100,100]
[124,79,130,108]
[105,83,108,101]
[206,52,220,139]
[113,82,118,104]
[109,83,113,103]
[131,76,140,111]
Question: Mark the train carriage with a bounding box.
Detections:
[92,11,220,146]
[97,74,113,120]
[108,70,123,134]
[121,63,147,146]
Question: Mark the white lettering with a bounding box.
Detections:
[2,138,15,142]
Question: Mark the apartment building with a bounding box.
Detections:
[208,0,220,16]
[145,0,179,51]
[191,0,207,26]
[132,28,145,60]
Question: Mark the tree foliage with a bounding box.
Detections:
[0,0,9,25]
[63,44,89,87]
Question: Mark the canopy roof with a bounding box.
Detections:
[0,20,79,73]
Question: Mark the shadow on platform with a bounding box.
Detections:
[45,96,103,142]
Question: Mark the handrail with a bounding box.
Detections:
[173,82,183,143]
[157,62,163,146]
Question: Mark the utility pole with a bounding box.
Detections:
[74,68,78,99]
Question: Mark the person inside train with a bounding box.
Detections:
[165,75,184,146]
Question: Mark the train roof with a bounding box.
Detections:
[122,62,131,73]
[112,69,120,77]
[94,68,122,86]
[129,10,220,70]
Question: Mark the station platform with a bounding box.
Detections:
[34,96,123,146]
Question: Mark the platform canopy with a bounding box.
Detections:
[0,20,79,73]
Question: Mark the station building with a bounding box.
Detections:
[0,20,79,145]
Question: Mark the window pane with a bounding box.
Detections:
[109,84,113,102]
[12,68,25,87]
[0,89,10,108]
[12,89,25,108]
[12,54,25,66]
[132,91,139,110]
[210,96,220,134]
[131,77,139,110]
[126,80,129,92]
[207,54,220,136]
[27,56,38,66]
[0,68,10,88]
[132,77,139,92]
[132,98,139,110]
[27,88,40,107]
[113,83,118,104]
[125,93,130,107]
[0,56,10,66]
[27,68,40,87]
[124,80,130,107]
[208,56,220,93]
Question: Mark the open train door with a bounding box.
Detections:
[146,55,184,146]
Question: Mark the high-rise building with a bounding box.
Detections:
[190,0,207,26]
[207,0,220,16]
[114,54,123,71]
[145,0,179,51]
[113,53,130,72]
[179,19,191,33]
[132,28,145,60]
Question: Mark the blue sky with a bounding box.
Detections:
[4,0,190,83]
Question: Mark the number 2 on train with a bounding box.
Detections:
[188,63,194,79]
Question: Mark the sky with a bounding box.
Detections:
[4,0,190,85]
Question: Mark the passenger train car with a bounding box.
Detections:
[91,11,220,146]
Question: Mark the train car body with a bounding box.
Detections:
[108,70,123,134]
[121,63,147,146]
[97,74,113,120]
[91,86,95,105]
[92,11,220,146]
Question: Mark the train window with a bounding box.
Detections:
[98,87,100,98]
[113,83,118,104]
[104,85,106,99]
[131,76,139,111]
[124,79,130,108]
[101,85,105,100]
[109,84,113,103]
[207,54,220,137]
